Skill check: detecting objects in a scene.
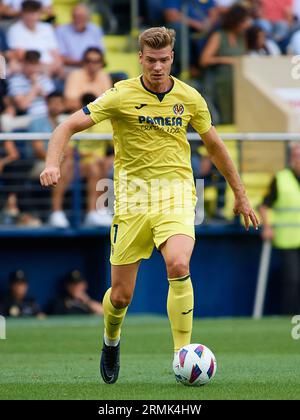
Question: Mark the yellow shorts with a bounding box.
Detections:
[110,211,195,265]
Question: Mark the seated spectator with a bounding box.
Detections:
[48,270,103,316]
[200,5,251,124]
[7,1,62,76]
[246,25,281,55]
[256,0,294,42]
[64,47,112,113]
[1,0,54,20]
[164,0,219,33]
[56,3,105,68]
[8,50,55,119]
[28,91,74,228]
[163,0,220,74]
[0,270,43,317]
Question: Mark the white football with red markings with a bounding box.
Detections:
[173,343,217,386]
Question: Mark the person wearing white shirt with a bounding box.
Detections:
[7,0,61,75]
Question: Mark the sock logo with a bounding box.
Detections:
[181,308,193,315]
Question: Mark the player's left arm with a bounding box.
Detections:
[201,126,259,230]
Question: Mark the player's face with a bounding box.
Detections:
[139,46,174,87]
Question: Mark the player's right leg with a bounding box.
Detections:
[100,212,154,383]
[100,262,140,384]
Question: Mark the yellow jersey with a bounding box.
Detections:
[85,75,212,213]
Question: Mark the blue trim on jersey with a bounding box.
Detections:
[82,106,91,115]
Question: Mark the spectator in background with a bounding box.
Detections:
[28,91,74,228]
[260,143,300,315]
[7,1,62,76]
[200,4,251,124]
[163,0,220,74]
[56,3,105,68]
[256,0,294,42]
[1,0,54,20]
[0,270,43,317]
[64,47,112,113]
[8,50,55,119]
[48,270,103,315]
[246,25,281,55]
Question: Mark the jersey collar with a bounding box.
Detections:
[140,75,174,102]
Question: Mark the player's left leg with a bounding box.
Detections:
[160,234,195,354]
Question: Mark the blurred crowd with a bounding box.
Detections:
[0,0,300,227]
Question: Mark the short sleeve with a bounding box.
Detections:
[189,90,212,135]
[85,87,120,124]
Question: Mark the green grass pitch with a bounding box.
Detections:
[0,315,299,400]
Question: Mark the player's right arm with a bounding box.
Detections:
[40,110,94,187]
[40,86,120,187]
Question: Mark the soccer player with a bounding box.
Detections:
[40,27,259,384]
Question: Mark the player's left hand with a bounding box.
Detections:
[233,195,259,231]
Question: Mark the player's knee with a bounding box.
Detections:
[110,291,132,309]
[167,258,189,278]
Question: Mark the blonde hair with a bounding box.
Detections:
[139,27,176,51]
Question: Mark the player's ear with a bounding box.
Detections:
[138,50,143,64]
[171,50,174,63]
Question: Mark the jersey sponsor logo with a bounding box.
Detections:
[173,104,184,115]
[138,116,182,126]
[135,103,147,109]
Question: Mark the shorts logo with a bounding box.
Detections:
[173,104,184,115]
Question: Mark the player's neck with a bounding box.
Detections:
[141,75,173,94]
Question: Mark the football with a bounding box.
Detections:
[173,343,217,386]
